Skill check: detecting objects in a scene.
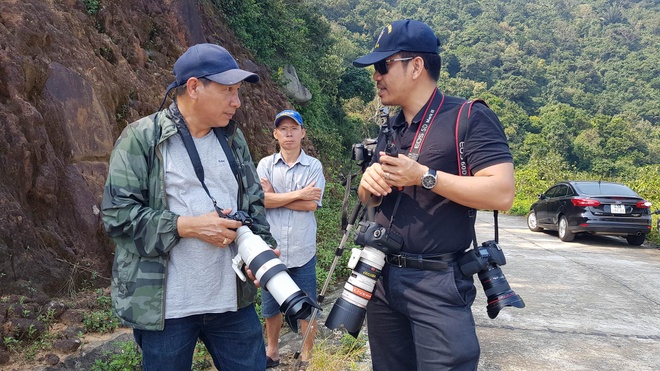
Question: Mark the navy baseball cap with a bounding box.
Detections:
[353,20,440,67]
[274,110,304,127]
[169,43,258,89]
[160,43,259,109]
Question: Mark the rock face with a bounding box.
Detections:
[0,0,294,299]
[282,64,313,103]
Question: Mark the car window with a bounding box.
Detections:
[555,185,568,197]
[573,182,638,196]
[545,186,561,198]
[565,186,575,197]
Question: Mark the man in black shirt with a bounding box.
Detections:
[354,20,515,370]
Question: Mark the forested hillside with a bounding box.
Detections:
[308,0,660,175]
[218,0,660,222]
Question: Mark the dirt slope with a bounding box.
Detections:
[0,0,292,302]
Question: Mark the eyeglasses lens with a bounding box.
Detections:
[374,60,388,75]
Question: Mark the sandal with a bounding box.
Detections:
[266,356,280,368]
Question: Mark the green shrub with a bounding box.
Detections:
[82,0,100,15]
[83,289,119,334]
[92,341,141,371]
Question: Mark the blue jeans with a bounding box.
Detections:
[133,305,266,371]
[261,256,317,318]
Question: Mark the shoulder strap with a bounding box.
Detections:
[455,99,487,176]
[212,127,239,176]
[213,127,245,210]
[454,99,499,246]
[175,122,243,212]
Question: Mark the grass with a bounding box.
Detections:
[307,334,370,371]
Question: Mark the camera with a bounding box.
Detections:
[351,138,377,169]
[458,240,525,319]
[325,221,403,337]
[227,211,320,333]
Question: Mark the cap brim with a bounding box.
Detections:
[207,69,259,85]
[275,114,303,127]
[353,51,398,67]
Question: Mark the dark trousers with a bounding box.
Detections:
[367,262,480,371]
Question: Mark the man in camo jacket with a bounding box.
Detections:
[101,43,275,371]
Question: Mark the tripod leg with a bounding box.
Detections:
[291,201,365,369]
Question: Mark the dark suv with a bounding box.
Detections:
[527,181,652,245]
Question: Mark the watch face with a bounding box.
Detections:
[422,174,436,189]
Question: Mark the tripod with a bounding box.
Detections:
[290,194,366,370]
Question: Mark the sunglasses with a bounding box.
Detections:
[374,57,414,75]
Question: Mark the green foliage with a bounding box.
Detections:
[306,0,660,187]
[82,0,100,15]
[214,0,366,172]
[92,341,142,371]
[315,181,359,286]
[339,67,375,103]
[83,289,120,334]
[192,341,213,370]
[3,329,55,362]
[2,304,58,362]
[338,333,367,356]
[616,164,660,244]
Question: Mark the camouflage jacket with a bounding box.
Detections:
[101,103,275,331]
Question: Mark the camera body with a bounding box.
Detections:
[458,240,525,319]
[458,240,506,276]
[325,221,403,337]
[353,221,404,255]
[222,209,254,226]
[227,211,319,333]
[351,139,378,169]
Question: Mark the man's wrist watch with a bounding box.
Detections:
[420,168,437,190]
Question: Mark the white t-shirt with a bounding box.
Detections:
[163,130,239,319]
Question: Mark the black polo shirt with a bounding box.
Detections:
[370,90,513,255]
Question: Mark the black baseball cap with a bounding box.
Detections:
[353,20,440,67]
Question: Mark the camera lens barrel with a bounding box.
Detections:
[458,242,525,319]
[234,226,320,332]
[325,246,386,337]
[478,265,525,319]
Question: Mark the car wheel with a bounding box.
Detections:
[527,211,543,232]
[558,216,575,242]
[625,234,645,246]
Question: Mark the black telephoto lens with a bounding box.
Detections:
[478,265,525,319]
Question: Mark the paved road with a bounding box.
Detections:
[264,212,660,370]
[473,212,660,371]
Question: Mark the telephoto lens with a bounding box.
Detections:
[232,226,320,333]
[325,221,403,337]
[325,246,386,337]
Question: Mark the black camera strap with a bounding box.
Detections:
[385,89,445,229]
[172,111,241,212]
[455,99,499,246]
